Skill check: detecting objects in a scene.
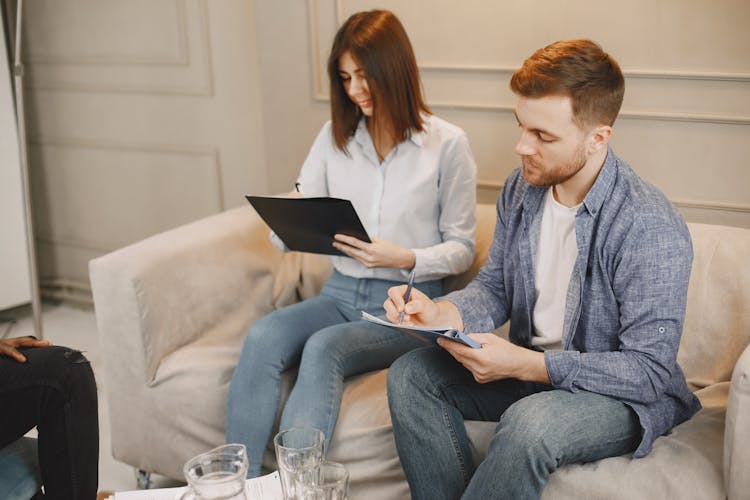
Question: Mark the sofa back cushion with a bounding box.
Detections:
[443,203,497,293]
[678,223,750,390]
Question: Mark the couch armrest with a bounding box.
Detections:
[725,342,750,500]
[89,206,330,386]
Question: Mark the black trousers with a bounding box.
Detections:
[0,346,99,499]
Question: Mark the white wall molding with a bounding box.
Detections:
[30,136,220,158]
[477,180,750,215]
[420,63,750,83]
[671,199,750,214]
[307,8,750,126]
[29,136,224,250]
[301,1,749,227]
[36,234,112,254]
[308,0,325,99]
[39,278,93,306]
[27,0,189,67]
[427,101,750,126]
[26,0,214,96]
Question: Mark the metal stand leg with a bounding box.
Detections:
[0,317,16,339]
[135,469,152,490]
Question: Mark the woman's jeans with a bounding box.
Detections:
[0,346,99,500]
[387,346,641,500]
[226,271,441,477]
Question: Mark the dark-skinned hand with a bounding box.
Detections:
[0,336,52,363]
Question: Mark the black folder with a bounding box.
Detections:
[246,196,371,256]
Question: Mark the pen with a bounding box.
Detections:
[398,269,416,325]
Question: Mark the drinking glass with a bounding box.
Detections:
[296,461,349,500]
[273,427,324,500]
[180,443,248,500]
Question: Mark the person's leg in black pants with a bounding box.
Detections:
[0,345,99,499]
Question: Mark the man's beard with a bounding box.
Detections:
[521,144,587,187]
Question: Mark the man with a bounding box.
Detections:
[384,39,701,500]
[0,335,99,499]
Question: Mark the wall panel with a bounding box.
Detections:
[23,0,266,300]
[25,0,213,95]
[296,0,750,226]
[29,140,222,251]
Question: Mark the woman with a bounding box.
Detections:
[226,9,477,476]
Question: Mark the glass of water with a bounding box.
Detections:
[296,460,349,500]
[273,427,324,500]
[181,443,248,500]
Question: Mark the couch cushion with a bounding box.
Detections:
[542,406,726,499]
[443,203,497,293]
[679,223,750,390]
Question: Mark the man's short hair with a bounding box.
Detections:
[510,39,625,128]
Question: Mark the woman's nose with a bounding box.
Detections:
[348,76,364,96]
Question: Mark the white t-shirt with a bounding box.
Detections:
[273,115,477,283]
[532,187,581,349]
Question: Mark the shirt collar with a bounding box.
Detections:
[581,146,617,217]
[352,114,431,148]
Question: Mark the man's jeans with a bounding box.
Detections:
[226,271,441,477]
[388,346,641,500]
[0,346,99,500]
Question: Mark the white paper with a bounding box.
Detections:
[360,311,454,333]
[108,471,283,500]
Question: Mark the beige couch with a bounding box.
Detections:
[90,203,750,499]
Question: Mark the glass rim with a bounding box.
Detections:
[182,442,248,479]
[273,426,324,450]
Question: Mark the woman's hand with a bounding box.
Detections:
[0,336,52,363]
[333,234,415,269]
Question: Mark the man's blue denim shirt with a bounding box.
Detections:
[444,147,701,457]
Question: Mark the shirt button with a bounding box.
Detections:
[658,326,666,333]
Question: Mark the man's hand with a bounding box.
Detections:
[384,285,440,326]
[384,285,465,332]
[333,234,415,269]
[0,336,53,363]
[438,334,550,384]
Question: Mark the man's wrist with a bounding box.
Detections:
[517,349,551,384]
[435,300,464,331]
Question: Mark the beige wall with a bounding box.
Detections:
[23,0,267,301]
[261,0,750,222]
[21,0,750,300]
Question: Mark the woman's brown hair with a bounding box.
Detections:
[327,10,430,152]
[510,39,624,128]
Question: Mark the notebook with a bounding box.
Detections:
[246,195,371,256]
